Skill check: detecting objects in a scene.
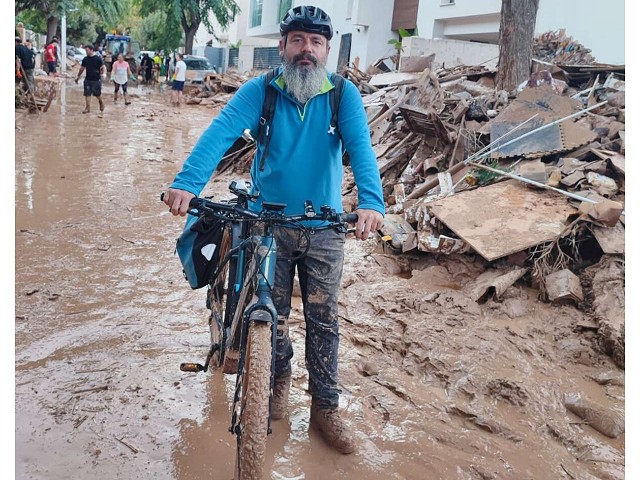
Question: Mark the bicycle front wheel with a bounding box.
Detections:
[236,318,272,480]
[207,227,232,368]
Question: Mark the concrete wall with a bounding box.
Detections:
[417,0,625,65]
[403,37,499,69]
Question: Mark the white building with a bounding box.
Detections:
[417,0,625,65]
[194,0,625,73]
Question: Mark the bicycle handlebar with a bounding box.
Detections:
[160,191,358,226]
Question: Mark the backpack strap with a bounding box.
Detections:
[257,67,280,171]
[328,73,345,140]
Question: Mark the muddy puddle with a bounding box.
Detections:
[15,80,624,479]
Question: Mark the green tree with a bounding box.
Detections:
[137,0,240,54]
[131,10,183,53]
[16,0,129,43]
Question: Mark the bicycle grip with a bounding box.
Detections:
[341,213,359,224]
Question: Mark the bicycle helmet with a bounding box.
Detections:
[280,5,333,40]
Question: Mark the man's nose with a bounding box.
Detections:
[301,39,313,53]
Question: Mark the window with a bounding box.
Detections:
[250,0,263,28]
[278,0,292,23]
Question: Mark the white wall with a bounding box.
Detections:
[288,0,396,73]
[195,0,274,50]
[403,37,499,69]
[417,0,625,65]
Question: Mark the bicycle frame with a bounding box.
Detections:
[229,222,280,437]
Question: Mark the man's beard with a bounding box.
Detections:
[281,53,328,104]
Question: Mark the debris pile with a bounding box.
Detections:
[533,29,597,65]
[15,75,60,114]
[181,58,625,367]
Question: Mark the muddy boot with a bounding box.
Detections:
[82,97,90,114]
[124,94,131,106]
[114,92,118,103]
[270,374,291,420]
[309,403,356,454]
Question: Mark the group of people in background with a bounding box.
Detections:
[16,33,188,112]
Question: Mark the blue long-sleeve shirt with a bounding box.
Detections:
[171,68,385,218]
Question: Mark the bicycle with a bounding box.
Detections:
[162,180,358,480]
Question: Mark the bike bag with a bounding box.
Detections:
[176,214,225,289]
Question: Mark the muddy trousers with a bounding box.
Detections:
[271,227,346,409]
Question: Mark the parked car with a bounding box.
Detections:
[66,45,86,62]
[182,55,217,83]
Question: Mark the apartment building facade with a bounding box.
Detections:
[195,0,624,73]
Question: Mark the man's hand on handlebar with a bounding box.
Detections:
[354,209,383,241]
[163,188,195,216]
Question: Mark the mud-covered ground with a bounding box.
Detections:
[15,80,625,479]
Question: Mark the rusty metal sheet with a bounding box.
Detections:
[489,85,597,158]
[427,180,577,261]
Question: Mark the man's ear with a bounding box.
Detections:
[279,36,285,55]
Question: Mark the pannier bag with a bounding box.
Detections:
[176,214,226,289]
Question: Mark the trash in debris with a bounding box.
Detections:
[544,269,584,304]
[466,267,528,303]
[377,214,417,253]
[578,199,623,227]
[592,222,625,254]
[585,172,618,197]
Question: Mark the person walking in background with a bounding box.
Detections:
[111,53,132,105]
[140,53,153,85]
[153,52,162,83]
[15,36,36,92]
[75,44,106,118]
[44,37,59,76]
[170,53,187,107]
[164,53,171,81]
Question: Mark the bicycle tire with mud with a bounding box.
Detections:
[235,319,272,480]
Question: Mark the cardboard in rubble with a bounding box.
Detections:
[465,267,528,303]
[427,180,577,261]
[592,221,625,254]
[489,86,597,159]
[578,199,623,227]
[544,269,584,304]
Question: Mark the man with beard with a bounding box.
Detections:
[163,5,384,455]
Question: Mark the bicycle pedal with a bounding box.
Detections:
[180,362,205,372]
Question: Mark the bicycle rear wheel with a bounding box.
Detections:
[235,318,272,480]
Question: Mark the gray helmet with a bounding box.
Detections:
[280,5,333,40]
